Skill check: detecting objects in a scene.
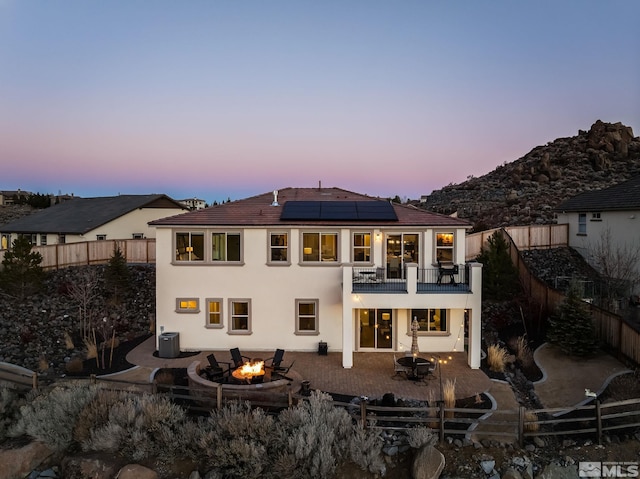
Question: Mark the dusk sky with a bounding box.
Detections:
[1,1,638,205]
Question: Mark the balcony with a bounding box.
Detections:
[351,264,471,294]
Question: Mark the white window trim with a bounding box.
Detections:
[228,298,252,335]
[211,231,243,263]
[205,298,224,329]
[295,299,320,335]
[176,297,200,313]
[409,309,449,335]
[174,231,205,262]
[434,231,455,264]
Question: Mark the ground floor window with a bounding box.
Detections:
[411,308,447,333]
[176,298,199,313]
[229,299,251,334]
[295,299,319,335]
[205,298,223,328]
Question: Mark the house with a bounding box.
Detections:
[0,189,32,206]
[150,187,483,369]
[555,175,640,297]
[0,194,187,249]
[177,197,208,210]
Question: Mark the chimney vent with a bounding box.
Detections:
[271,190,279,206]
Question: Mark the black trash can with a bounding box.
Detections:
[158,332,180,358]
[318,341,328,356]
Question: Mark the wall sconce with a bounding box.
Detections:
[381,313,391,321]
[303,247,312,255]
[375,231,382,241]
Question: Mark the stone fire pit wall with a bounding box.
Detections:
[186,360,299,405]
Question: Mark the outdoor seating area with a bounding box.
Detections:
[201,348,295,384]
[394,354,437,381]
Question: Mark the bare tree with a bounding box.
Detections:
[589,228,640,309]
[68,267,101,340]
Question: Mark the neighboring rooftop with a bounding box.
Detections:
[0,194,186,234]
[150,187,471,228]
[555,175,640,213]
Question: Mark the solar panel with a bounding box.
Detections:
[280,201,397,221]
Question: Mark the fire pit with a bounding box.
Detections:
[232,359,265,384]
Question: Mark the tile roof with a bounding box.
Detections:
[0,194,186,234]
[150,187,470,228]
[555,176,640,212]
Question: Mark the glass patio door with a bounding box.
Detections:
[358,309,393,350]
[386,233,419,279]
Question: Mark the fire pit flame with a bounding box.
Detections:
[232,359,265,382]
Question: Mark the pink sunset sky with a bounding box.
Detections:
[1,1,639,204]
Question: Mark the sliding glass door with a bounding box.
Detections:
[358,309,393,350]
[386,233,419,279]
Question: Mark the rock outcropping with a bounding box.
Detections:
[422,120,640,230]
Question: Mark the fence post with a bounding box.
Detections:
[518,406,525,448]
[151,380,158,394]
[31,372,38,390]
[217,383,223,410]
[360,397,367,429]
[439,403,445,443]
[595,400,602,445]
[90,374,97,385]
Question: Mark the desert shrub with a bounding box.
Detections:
[197,400,274,478]
[347,422,386,476]
[80,393,191,463]
[443,379,457,418]
[487,344,508,372]
[9,383,101,451]
[74,389,128,445]
[406,426,437,448]
[426,389,439,428]
[0,386,25,441]
[524,410,539,432]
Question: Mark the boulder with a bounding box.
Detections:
[61,454,124,479]
[0,441,55,479]
[116,464,158,479]
[412,445,445,479]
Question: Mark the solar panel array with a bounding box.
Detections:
[280,201,398,221]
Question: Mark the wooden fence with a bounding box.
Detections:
[466,224,568,260]
[4,372,639,447]
[0,239,156,270]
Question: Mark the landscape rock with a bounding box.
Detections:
[412,444,445,479]
[0,441,55,479]
[60,454,123,479]
[536,462,578,479]
[116,464,158,479]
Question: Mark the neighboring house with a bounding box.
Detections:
[0,194,187,249]
[555,175,640,296]
[178,197,208,210]
[150,187,483,369]
[0,189,31,206]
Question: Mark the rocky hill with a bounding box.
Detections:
[421,120,640,230]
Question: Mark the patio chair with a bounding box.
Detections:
[416,360,436,380]
[265,349,285,369]
[229,348,250,368]
[205,353,231,381]
[393,354,410,379]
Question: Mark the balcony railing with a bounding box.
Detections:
[352,265,470,294]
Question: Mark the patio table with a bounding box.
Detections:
[396,356,433,380]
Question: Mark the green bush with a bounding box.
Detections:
[476,230,520,300]
[547,284,598,356]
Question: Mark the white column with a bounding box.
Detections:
[342,266,354,368]
[467,262,483,369]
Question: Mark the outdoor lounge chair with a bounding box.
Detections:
[266,349,285,369]
[229,348,250,368]
[206,353,231,380]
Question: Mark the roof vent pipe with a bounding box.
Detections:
[272,190,279,206]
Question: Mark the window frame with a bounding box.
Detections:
[175,231,205,262]
[410,309,448,335]
[590,212,602,222]
[295,299,319,335]
[40,234,47,246]
[435,232,455,264]
[211,231,242,262]
[228,298,252,335]
[301,231,340,264]
[205,298,224,329]
[268,230,290,265]
[132,233,144,239]
[578,213,587,235]
[96,234,107,241]
[176,298,200,313]
[352,231,372,264]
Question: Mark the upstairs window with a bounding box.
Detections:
[436,232,454,263]
[176,232,204,261]
[212,232,241,262]
[269,232,289,263]
[578,213,587,235]
[302,232,338,262]
[352,232,371,263]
